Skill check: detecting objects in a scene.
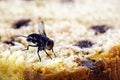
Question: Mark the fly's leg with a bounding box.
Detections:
[52,49,56,57]
[37,49,41,62]
[22,45,37,51]
[44,50,52,60]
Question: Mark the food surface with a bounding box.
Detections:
[0,0,120,80]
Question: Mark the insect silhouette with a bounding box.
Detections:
[18,21,56,62]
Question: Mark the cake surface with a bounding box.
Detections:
[0,0,120,80]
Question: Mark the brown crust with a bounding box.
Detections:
[106,45,120,80]
[24,67,90,80]
[23,45,120,80]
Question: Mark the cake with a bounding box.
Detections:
[0,0,120,80]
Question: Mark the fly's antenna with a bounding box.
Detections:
[16,35,27,38]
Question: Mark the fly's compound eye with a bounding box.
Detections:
[46,40,54,50]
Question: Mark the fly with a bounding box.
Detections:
[18,21,56,62]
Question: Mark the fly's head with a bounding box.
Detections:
[45,39,54,50]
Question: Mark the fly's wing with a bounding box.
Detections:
[38,21,47,36]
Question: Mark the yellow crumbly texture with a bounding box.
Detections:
[0,0,120,80]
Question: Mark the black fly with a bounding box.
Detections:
[18,21,56,62]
